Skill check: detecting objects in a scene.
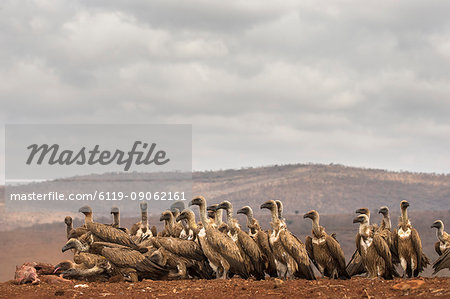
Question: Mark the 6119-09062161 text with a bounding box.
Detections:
[9,191,186,201]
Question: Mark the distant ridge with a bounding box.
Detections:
[1,163,449,229]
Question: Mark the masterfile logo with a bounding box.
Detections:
[26,141,170,171]
[5,124,192,213]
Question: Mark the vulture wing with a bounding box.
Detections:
[325,234,350,279]
[432,248,450,275]
[372,233,394,280]
[153,237,205,261]
[279,230,315,280]
[435,241,442,256]
[411,228,430,274]
[86,222,139,250]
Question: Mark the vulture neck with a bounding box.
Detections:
[359,221,371,237]
[166,217,174,232]
[436,226,445,241]
[383,214,391,230]
[215,209,223,226]
[225,208,233,224]
[198,203,208,227]
[401,208,409,230]
[311,216,322,237]
[66,223,73,238]
[113,213,120,227]
[141,210,148,224]
[84,213,93,224]
[74,239,90,252]
[245,211,254,228]
[270,208,281,230]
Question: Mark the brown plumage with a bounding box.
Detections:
[431,220,450,255]
[130,202,151,239]
[218,201,266,280]
[160,210,183,238]
[237,206,278,277]
[85,221,144,252]
[189,196,249,279]
[261,200,315,280]
[353,214,395,279]
[394,200,429,277]
[304,210,350,279]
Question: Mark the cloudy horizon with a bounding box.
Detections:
[1,0,450,182]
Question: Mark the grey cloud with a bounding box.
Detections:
[1,0,450,180]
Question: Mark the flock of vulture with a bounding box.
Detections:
[56,196,450,282]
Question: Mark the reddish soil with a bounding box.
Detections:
[0,277,449,299]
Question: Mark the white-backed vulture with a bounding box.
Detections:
[394,200,429,277]
[431,220,450,255]
[353,214,395,279]
[377,206,400,268]
[304,210,350,279]
[189,196,249,279]
[261,200,315,280]
[346,207,377,277]
[130,202,151,239]
[217,201,266,280]
[237,206,278,277]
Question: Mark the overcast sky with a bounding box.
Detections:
[1,0,450,182]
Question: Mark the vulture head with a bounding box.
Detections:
[64,216,72,226]
[110,206,120,215]
[53,260,75,274]
[431,220,444,230]
[237,206,252,216]
[353,214,369,224]
[176,209,194,222]
[303,210,319,221]
[207,204,218,211]
[140,201,148,212]
[400,200,410,210]
[78,205,92,215]
[62,238,89,253]
[355,207,370,216]
[160,210,173,222]
[260,200,277,212]
[378,206,389,216]
[189,196,206,207]
[217,201,232,212]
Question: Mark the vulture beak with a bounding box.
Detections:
[237,208,246,215]
[260,203,270,210]
[61,243,73,253]
[355,208,364,214]
[176,214,186,222]
[53,267,60,274]
[303,213,311,219]
[353,216,363,224]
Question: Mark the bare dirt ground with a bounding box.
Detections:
[1,277,449,299]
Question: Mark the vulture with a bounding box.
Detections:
[189,196,249,279]
[261,200,315,280]
[394,200,429,277]
[346,207,376,277]
[54,259,111,279]
[130,202,151,239]
[304,210,350,279]
[353,214,395,279]
[237,206,278,277]
[217,201,266,280]
[431,220,450,255]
